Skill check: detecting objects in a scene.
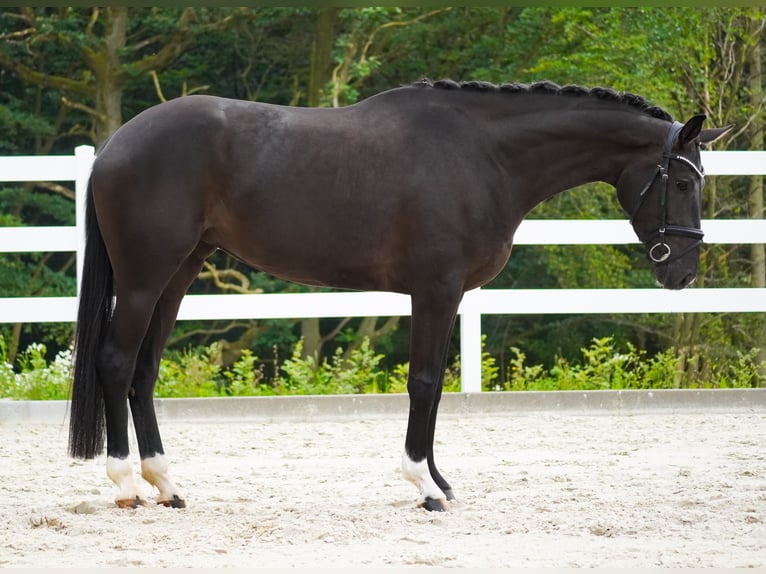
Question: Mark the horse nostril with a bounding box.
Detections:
[679,273,696,290]
[662,271,696,290]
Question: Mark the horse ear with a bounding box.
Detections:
[677,114,707,146]
[699,124,735,145]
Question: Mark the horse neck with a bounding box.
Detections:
[472,97,671,212]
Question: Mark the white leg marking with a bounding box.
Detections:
[401,451,448,508]
[141,454,183,504]
[106,456,145,504]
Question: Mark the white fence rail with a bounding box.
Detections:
[1,146,766,392]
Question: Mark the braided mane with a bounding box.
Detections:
[411,78,673,122]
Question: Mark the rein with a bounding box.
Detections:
[629,121,705,265]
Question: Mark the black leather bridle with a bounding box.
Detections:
[629,121,705,265]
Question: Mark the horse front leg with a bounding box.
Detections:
[426,380,456,502]
[402,288,461,511]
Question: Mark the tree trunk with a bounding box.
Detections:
[300,318,323,361]
[749,38,765,286]
[94,7,128,144]
[7,323,22,365]
[307,8,338,107]
[748,34,766,383]
[342,316,400,359]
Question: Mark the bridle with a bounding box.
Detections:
[628,121,705,265]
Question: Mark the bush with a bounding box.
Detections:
[155,343,222,398]
[278,337,387,395]
[501,336,763,391]
[224,349,271,396]
[0,340,71,400]
[0,334,760,400]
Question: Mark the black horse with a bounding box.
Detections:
[69,79,731,511]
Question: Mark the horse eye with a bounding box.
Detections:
[676,180,689,192]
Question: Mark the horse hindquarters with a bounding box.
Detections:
[71,164,211,507]
[68,179,158,507]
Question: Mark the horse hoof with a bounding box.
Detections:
[116,496,148,509]
[420,497,448,512]
[158,495,186,509]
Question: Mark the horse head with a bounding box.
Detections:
[617,115,733,290]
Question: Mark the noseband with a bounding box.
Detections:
[629,121,705,265]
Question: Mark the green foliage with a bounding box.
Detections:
[0,340,71,400]
[502,336,763,391]
[278,337,387,395]
[224,349,271,396]
[155,344,222,398]
[549,337,647,390]
[0,186,74,226]
[147,342,278,398]
[507,346,546,391]
[0,334,761,401]
[0,100,55,154]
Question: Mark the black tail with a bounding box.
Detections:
[68,177,113,459]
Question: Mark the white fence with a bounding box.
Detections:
[2,145,766,392]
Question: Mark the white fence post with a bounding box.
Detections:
[459,289,483,393]
[74,145,95,296]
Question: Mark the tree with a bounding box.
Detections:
[0,8,246,145]
[0,7,240,361]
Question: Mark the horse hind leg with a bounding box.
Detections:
[100,289,163,509]
[128,308,183,509]
[128,243,215,509]
[402,284,462,511]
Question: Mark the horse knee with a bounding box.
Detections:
[407,375,439,408]
[97,353,133,400]
[131,362,160,398]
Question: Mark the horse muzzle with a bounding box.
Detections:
[653,260,698,290]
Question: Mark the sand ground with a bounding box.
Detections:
[0,400,764,569]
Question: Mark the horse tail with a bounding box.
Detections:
[68,176,113,459]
